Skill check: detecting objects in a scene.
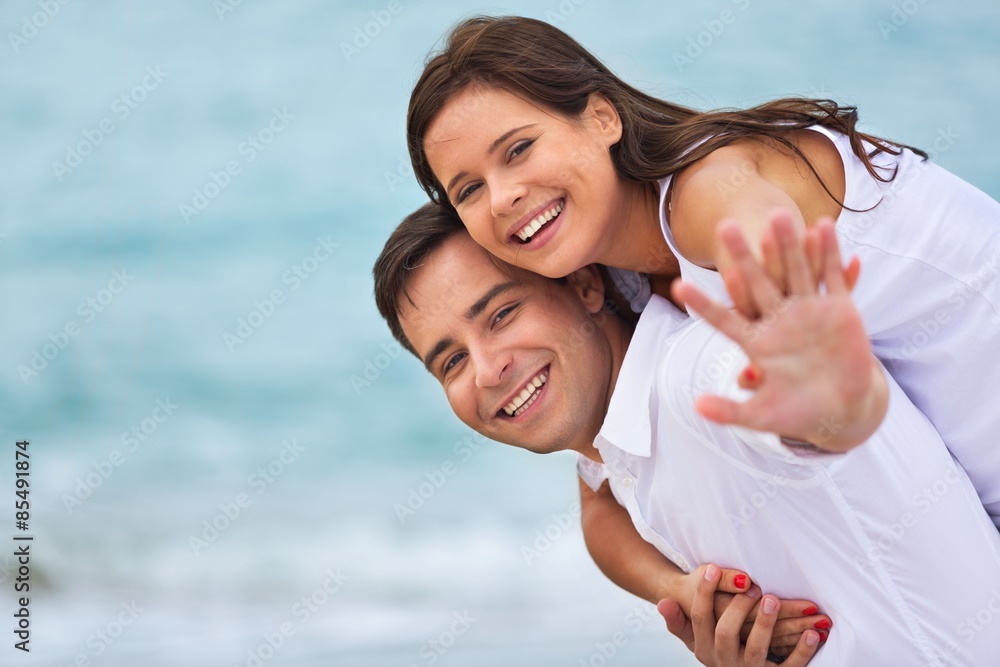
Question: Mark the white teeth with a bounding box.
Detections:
[501,372,548,416]
[515,202,564,242]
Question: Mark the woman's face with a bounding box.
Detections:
[423,85,625,278]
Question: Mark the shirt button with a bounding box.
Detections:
[621,476,635,489]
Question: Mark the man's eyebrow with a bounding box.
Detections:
[444,124,536,197]
[466,281,517,320]
[423,337,455,374]
[422,281,519,373]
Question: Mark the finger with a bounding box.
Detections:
[737,364,764,390]
[759,226,785,293]
[657,598,695,650]
[765,615,834,648]
[804,227,823,284]
[774,600,823,620]
[722,266,757,319]
[673,279,748,343]
[818,221,848,294]
[716,587,764,663]
[845,255,861,292]
[696,394,766,432]
[743,595,780,665]
[776,630,822,667]
[717,568,752,594]
[690,564,723,661]
[772,212,813,297]
[717,220,784,313]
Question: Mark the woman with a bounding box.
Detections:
[404,14,1000,664]
[406,15,1000,521]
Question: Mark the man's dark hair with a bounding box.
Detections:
[372,202,465,357]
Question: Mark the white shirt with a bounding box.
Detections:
[648,126,1000,527]
[580,295,1000,666]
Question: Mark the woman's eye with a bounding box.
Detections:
[456,183,481,204]
[508,140,533,161]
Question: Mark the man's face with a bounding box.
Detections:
[398,233,619,456]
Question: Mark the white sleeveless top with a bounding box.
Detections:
[603,126,1000,527]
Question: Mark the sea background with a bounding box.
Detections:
[1,1,998,665]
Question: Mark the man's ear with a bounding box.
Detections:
[566,265,607,315]
[586,92,623,147]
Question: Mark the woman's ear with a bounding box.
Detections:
[566,265,607,314]
[585,92,623,147]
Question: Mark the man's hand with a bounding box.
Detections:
[672,213,888,452]
[659,564,823,666]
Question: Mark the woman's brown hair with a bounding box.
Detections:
[407,15,926,211]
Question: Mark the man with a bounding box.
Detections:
[373,203,1000,666]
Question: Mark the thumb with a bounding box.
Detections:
[657,599,694,649]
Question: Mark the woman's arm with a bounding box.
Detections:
[579,477,829,654]
[668,133,845,284]
[580,476,695,604]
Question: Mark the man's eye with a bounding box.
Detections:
[444,352,466,373]
[456,183,481,204]
[493,306,516,325]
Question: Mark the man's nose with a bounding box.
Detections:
[473,346,512,389]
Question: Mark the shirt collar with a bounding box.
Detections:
[595,295,689,458]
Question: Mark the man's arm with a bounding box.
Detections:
[673,214,887,452]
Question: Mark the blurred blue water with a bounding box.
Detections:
[1,1,998,665]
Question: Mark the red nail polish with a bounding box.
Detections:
[802,606,818,616]
[814,619,832,630]
[744,367,757,382]
[734,574,747,589]
[819,631,829,642]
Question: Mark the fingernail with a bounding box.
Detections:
[733,574,747,589]
[802,606,818,616]
[814,619,832,630]
[704,564,719,581]
[762,597,778,615]
[805,631,820,647]
[819,631,829,642]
